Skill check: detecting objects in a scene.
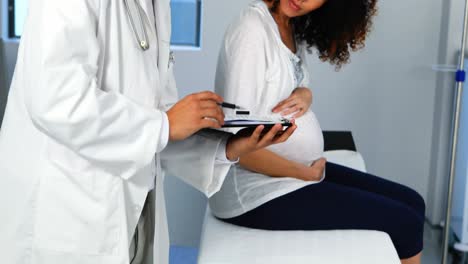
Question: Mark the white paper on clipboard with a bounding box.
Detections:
[223,115,291,127]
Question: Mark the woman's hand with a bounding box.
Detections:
[296,158,327,181]
[272,87,312,118]
[225,122,297,161]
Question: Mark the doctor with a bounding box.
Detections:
[0,0,296,263]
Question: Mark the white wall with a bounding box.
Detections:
[427,0,466,225]
[1,41,19,127]
[307,0,442,222]
[0,0,6,124]
[0,1,2,34]
[2,41,18,92]
[1,0,19,126]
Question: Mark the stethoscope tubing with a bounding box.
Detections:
[123,0,150,51]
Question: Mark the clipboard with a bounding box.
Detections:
[203,115,292,138]
[222,115,292,131]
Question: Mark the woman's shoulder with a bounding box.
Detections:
[225,2,271,41]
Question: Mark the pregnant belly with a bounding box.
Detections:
[267,111,324,166]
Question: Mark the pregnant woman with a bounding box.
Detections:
[210,1,425,263]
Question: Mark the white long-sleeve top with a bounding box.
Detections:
[209,0,325,219]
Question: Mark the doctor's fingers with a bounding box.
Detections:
[199,108,225,126]
[192,91,224,104]
[264,123,297,146]
[255,124,284,147]
[200,117,223,129]
[271,123,297,144]
[248,125,266,143]
[199,100,224,112]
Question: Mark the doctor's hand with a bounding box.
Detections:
[272,87,312,118]
[167,91,225,141]
[225,122,297,161]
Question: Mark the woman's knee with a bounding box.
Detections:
[385,205,425,259]
[404,187,426,218]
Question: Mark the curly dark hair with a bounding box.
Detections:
[269,0,377,69]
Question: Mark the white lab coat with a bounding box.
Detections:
[0,0,231,263]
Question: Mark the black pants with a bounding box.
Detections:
[221,162,425,259]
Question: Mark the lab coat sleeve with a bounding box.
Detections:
[157,50,234,197]
[25,0,167,179]
[215,136,240,163]
[160,129,234,197]
[214,16,268,127]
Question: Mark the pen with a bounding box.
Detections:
[218,102,242,110]
[218,102,250,115]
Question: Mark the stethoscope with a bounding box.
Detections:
[123,0,150,51]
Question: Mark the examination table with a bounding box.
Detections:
[198,131,401,264]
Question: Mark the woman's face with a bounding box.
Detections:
[278,0,327,18]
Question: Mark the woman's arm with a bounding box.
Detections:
[239,148,325,182]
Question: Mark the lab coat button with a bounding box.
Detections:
[134,205,141,211]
